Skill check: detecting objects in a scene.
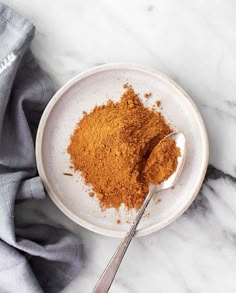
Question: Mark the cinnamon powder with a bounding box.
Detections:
[67,86,179,210]
[144,139,180,185]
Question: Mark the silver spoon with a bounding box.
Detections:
[93,132,186,293]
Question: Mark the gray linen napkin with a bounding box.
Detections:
[0,3,82,292]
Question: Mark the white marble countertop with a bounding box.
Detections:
[5,0,236,292]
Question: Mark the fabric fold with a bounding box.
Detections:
[0,2,82,292]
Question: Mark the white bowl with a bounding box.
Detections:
[36,64,209,237]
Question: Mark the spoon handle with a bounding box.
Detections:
[93,191,153,293]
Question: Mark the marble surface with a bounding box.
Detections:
[5,0,236,292]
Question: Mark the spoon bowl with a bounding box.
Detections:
[150,132,186,193]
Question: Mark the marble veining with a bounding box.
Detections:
[5,0,236,292]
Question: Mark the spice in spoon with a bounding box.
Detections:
[144,139,180,185]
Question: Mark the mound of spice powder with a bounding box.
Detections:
[67,86,179,210]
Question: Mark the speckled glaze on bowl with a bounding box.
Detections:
[36,64,209,238]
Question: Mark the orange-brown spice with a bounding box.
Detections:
[89,192,94,197]
[144,139,180,185]
[67,86,178,210]
[144,92,152,99]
